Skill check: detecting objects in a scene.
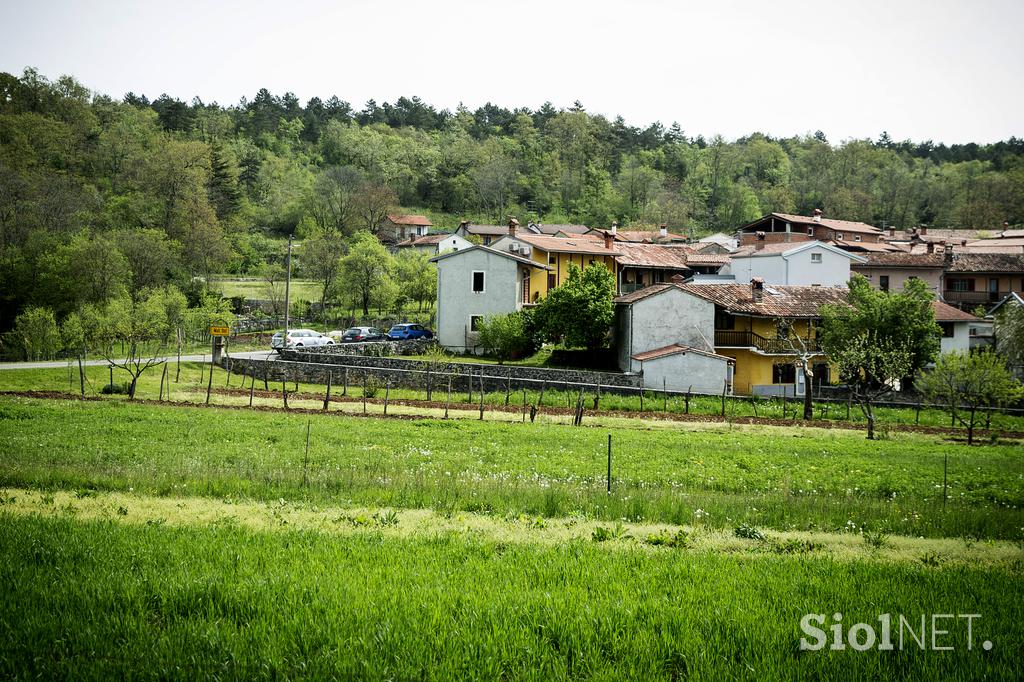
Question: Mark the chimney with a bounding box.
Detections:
[926,242,935,254]
[507,217,519,237]
[755,231,766,251]
[944,242,954,265]
[659,223,668,239]
[603,230,614,250]
[919,226,928,236]
[812,208,823,223]
[670,274,686,284]
[751,277,764,303]
[610,221,618,236]
[889,227,896,237]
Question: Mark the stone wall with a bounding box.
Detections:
[224,352,642,395]
[298,339,436,357]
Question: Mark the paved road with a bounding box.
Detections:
[0,350,278,371]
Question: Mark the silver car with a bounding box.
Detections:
[270,329,335,351]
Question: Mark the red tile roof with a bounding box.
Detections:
[387,214,432,226]
[678,283,851,317]
[743,213,883,236]
[511,233,621,256]
[853,252,947,268]
[946,253,1024,273]
[613,243,693,269]
[398,234,448,247]
[932,300,981,322]
[631,343,733,363]
[613,229,689,244]
[528,223,590,235]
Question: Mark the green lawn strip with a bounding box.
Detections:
[1,397,1021,540]
[1,512,1020,680]
[4,360,1023,433]
[2,487,1020,568]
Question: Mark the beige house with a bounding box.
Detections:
[850,251,945,294]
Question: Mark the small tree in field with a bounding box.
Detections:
[828,333,912,440]
[9,307,61,361]
[917,351,1023,444]
[534,263,615,349]
[94,287,188,399]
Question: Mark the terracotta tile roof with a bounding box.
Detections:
[745,212,884,236]
[1001,229,1024,239]
[512,233,621,256]
[613,243,693,269]
[853,252,947,268]
[631,343,733,363]
[946,253,1024,273]
[678,283,851,317]
[685,253,732,266]
[964,237,1024,250]
[613,283,675,304]
[527,223,590,235]
[429,245,553,269]
[462,224,509,235]
[398,234,447,246]
[932,300,981,322]
[387,214,432,226]
[830,240,907,253]
[613,229,689,243]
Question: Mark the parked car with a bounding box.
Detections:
[386,323,434,340]
[332,327,385,343]
[270,329,335,351]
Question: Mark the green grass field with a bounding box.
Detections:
[1,364,1022,678]
[211,277,320,302]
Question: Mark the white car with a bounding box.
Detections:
[270,329,335,351]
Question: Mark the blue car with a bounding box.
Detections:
[387,323,434,340]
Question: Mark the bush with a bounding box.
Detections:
[476,310,538,361]
[734,523,766,541]
[100,382,130,395]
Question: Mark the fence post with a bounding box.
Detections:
[282,377,288,409]
[505,373,511,406]
[522,389,527,422]
[159,363,167,401]
[249,366,255,407]
[478,371,485,420]
[685,387,691,415]
[343,367,348,397]
[663,377,668,412]
[323,372,332,412]
[607,434,612,493]
[594,382,601,411]
[205,356,214,405]
[721,380,727,417]
[445,376,452,419]
[639,376,645,412]
[426,366,432,402]
[362,373,367,415]
[225,359,232,387]
[467,368,473,403]
[383,379,390,415]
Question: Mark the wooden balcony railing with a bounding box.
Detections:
[942,290,1009,304]
[714,330,820,354]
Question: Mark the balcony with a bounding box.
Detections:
[714,330,820,354]
[942,290,1009,304]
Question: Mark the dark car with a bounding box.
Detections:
[333,326,385,343]
[386,323,434,340]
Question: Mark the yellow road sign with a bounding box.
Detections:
[209,326,231,337]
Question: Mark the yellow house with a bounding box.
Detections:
[682,281,848,395]
[490,230,620,303]
[615,279,849,396]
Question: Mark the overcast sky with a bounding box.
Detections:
[2,0,1021,144]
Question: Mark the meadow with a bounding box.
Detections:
[1,369,1023,679]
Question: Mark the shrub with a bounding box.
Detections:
[734,523,766,541]
[476,310,538,361]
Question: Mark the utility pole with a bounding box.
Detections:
[283,234,293,345]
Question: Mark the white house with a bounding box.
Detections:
[613,283,733,394]
[430,246,551,353]
[933,300,986,354]
[724,240,866,286]
[397,232,473,256]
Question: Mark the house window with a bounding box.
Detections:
[548,254,556,265]
[939,322,954,338]
[472,271,485,293]
[879,275,890,292]
[836,233,844,240]
[483,237,492,246]
[812,363,830,386]
[773,364,796,384]
[811,253,822,263]
[948,278,974,292]
[547,273,557,290]
[714,308,736,330]
[470,316,483,332]
[854,235,862,242]
[807,227,814,236]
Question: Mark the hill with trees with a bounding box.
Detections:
[1,66,1022,348]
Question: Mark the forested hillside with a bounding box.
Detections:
[1,66,1022,340]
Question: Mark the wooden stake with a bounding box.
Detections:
[663,377,668,412]
[445,376,452,419]
[205,356,214,405]
[343,368,348,396]
[685,387,691,414]
[303,419,311,488]
[720,380,727,417]
[363,374,367,414]
[522,388,527,422]
[383,379,390,415]
[426,366,432,401]
[478,371,485,420]
[505,374,511,406]
[282,378,288,409]
[249,367,255,407]
[159,362,167,401]
[323,372,332,411]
